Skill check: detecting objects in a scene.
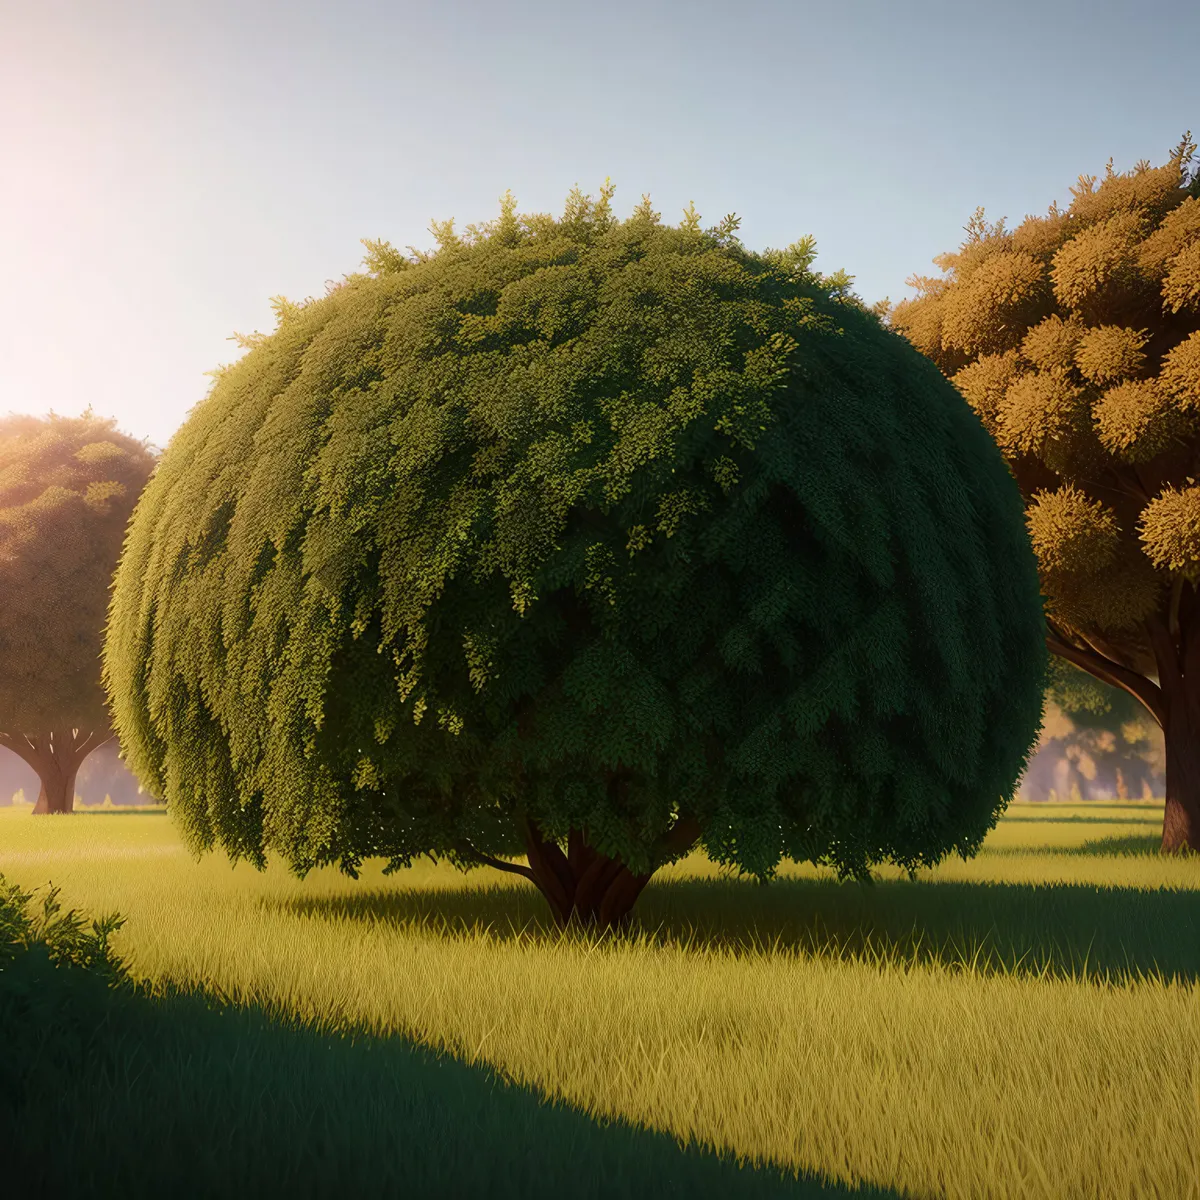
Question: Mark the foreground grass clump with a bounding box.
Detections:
[1,802,1198,1199]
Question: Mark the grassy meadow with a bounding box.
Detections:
[1,799,1198,1198]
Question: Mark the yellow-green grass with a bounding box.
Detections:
[1,800,1198,1199]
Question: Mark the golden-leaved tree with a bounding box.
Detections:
[881,131,1200,851]
[0,412,158,813]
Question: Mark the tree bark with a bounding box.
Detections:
[517,817,661,930]
[1156,674,1200,854]
[0,728,110,816]
[1161,730,1200,852]
[1144,615,1200,853]
[495,696,703,929]
[32,762,80,814]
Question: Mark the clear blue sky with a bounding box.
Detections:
[2,0,1195,451]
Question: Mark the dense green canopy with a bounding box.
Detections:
[103,185,1047,923]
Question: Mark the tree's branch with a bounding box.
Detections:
[1143,615,1182,693]
[1,727,111,772]
[68,729,112,764]
[1076,471,1145,506]
[1046,620,1165,727]
[1144,612,1200,731]
[1091,463,1154,506]
[1130,463,1156,504]
[1169,577,1185,650]
[652,813,702,867]
[452,840,537,885]
[0,731,45,772]
[1181,579,1199,637]
[1073,626,1151,677]
[1169,602,1200,732]
[520,814,575,902]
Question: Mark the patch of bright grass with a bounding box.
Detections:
[1,802,1197,1199]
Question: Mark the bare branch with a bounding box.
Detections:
[452,840,537,885]
[1169,578,1184,649]
[1046,620,1165,726]
[652,813,702,867]
[0,731,43,771]
[70,729,112,762]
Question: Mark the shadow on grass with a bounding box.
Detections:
[273,867,1200,986]
[1069,835,1165,856]
[1000,816,1162,825]
[67,807,168,816]
[1,955,886,1200]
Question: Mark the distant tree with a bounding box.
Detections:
[0,412,158,813]
[1025,657,1165,800]
[881,132,1200,852]
[103,183,1048,929]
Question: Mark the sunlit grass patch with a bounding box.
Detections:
[1,802,1198,1199]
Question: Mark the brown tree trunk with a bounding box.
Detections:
[32,762,80,814]
[519,818,657,930]
[1144,613,1200,854]
[495,698,703,930]
[0,729,109,816]
[1161,709,1200,853]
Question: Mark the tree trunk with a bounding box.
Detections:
[1138,614,1200,854]
[519,819,655,930]
[32,762,80,814]
[1161,710,1200,853]
[0,729,109,817]
[496,697,703,929]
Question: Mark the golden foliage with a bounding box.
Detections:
[1161,239,1200,313]
[929,225,1012,288]
[1066,158,1187,228]
[1137,195,1200,279]
[886,291,946,360]
[1009,210,1078,263]
[949,349,1024,434]
[1050,210,1148,315]
[1093,379,1191,463]
[1021,314,1086,373]
[1138,484,1200,582]
[1073,324,1149,385]
[938,251,1047,356]
[83,479,128,514]
[1025,483,1121,574]
[1041,539,1163,631]
[886,136,1200,651]
[995,369,1091,460]
[1159,331,1200,410]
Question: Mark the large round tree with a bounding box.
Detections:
[0,411,158,813]
[880,132,1200,852]
[103,185,1048,928]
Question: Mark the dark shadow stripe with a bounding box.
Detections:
[268,868,1200,986]
[1,957,892,1199]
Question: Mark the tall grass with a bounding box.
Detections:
[1,802,1197,1199]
